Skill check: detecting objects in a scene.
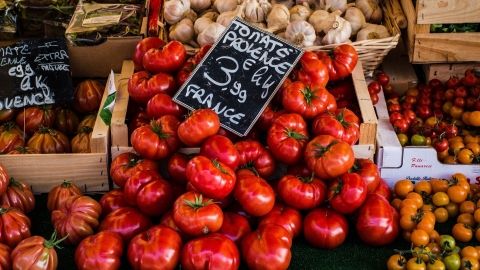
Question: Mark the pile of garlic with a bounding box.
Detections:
[163,0,390,48]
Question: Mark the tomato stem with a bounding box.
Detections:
[44,231,68,249]
[183,194,213,210]
[61,180,72,188]
[285,129,307,140]
[313,141,338,158]
[212,159,230,175]
[150,120,170,139]
[301,86,315,105]
[9,177,22,188]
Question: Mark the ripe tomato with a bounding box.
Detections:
[181,233,240,270]
[448,185,468,204]
[259,203,302,238]
[75,231,123,270]
[0,122,24,154]
[235,140,276,179]
[303,208,348,249]
[173,192,223,236]
[133,37,165,69]
[124,170,174,216]
[200,135,239,170]
[167,153,189,185]
[177,109,220,146]
[73,80,104,113]
[282,81,333,119]
[99,207,152,242]
[146,93,186,119]
[27,127,70,153]
[328,172,367,214]
[234,173,275,217]
[304,135,355,179]
[47,180,82,212]
[312,108,360,145]
[297,51,329,87]
[386,254,406,270]
[16,106,55,135]
[394,179,414,198]
[453,223,473,242]
[218,212,251,244]
[352,159,380,193]
[11,233,64,270]
[277,174,326,210]
[0,243,10,269]
[127,225,182,270]
[159,211,182,235]
[461,246,479,260]
[51,195,101,245]
[109,152,159,188]
[317,44,358,81]
[411,229,430,247]
[241,224,292,270]
[372,178,392,201]
[1,177,35,213]
[0,165,7,196]
[99,189,128,217]
[0,206,31,248]
[267,113,309,165]
[143,40,187,73]
[461,257,479,270]
[356,194,399,246]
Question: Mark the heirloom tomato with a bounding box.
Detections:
[11,232,65,270]
[167,153,190,184]
[277,174,326,210]
[51,195,102,245]
[181,233,240,270]
[99,207,152,242]
[54,107,79,136]
[304,135,355,179]
[47,180,82,212]
[186,155,236,200]
[27,127,70,153]
[0,165,7,196]
[241,224,292,270]
[73,80,104,113]
[257,105,285,130]
[75,231,123,270]
[1,177,35,213]
[219,212,251,244]
[0,206,30,248]
[128,71,176,104]
[259,203,303,238]
[110,152,158,188]
[0,122,24,154]
[99,189,128,217]
[328,172,367,214]
[71,126,92,153]
[0,109,15,123]
[282,81,335,119]
[351,158,380,193]
[235,140,276,179]
[177,109,220,146]
[200,135,240,170]
[146,93,186,119]
[267,113,309,165]
[16,105,55,134]
[175,45,211,86]
[129,110,150,132]
[234,173,275,217]
[124,170,174,216]
[143,40,187,73]
[311,108,360,145]
[372,178,392,201]
[316,44,358,81]
[0,243,10,269]
[160,211,182,235]
[356,194,399,246]
[133,37,165,70]
[128,225,182,270]
[173,192,223,236]
[7,146,38,154]
[303,208,348,249]
[77,114,96,131]
[297,51,329,87]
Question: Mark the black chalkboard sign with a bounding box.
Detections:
[173,18,303,137]
[0,38,74,109]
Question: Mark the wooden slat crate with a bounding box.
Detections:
[401,0,480,63]
[423,63,480,81]
[111,61,377,160]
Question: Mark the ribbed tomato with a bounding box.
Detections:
[0,122,24,154]
[200,135,240,171]
[54,107,79,136]
[177,109,220,147]
[303,208,348,249]
[146,93,186,119]
[328,172,367,214]
[259,203,303,238]
[0,164,8,196]
[235,140,276,179]
[351,158,381,193]
[1,177,35,213]
[11,232,65,270]
[218,212,251,244]
[99,207,152,242]
[0,206,31,248]
[128,71,176,104]
[109,152,159,188]
[282,81,335,119]
[27,127,70,153]
[99,189,129,217]
[16,105,55,134]
[311,108,360,145]
[0,243,10,269]
[47,180,82,212]
[277,174,326,210]
[233,172,275,217]
[75,231,123,270]
[73,80,104,113]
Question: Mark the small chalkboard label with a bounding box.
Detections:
[173,18,303,137]
[0,38,74,109]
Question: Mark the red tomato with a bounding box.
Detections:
[218,212,251,244]
[133,37,165,70]
[259,203,302,238]
[328,173,367,214]
[368,81,382,95]
[0,206,30,248]
[282,81,334,119]
[376,72,390,86]
[297,51,329,87]
[356,194,399,246]
[0,165,7,196]
[317,44,358,81]
[267,113,309,165]
[303,208,348,249]
[234,173,275,217]
[75,231,123,270]
[128,71,176,104]
[173,192,223,236]
[127,225,182,270]
[99,207,152,242]
[277,174,326,210]
[27,127,70,154]
[186,156,236,200]
[304,135,355,179]
[351,159,380,193]
[110,152,158,188]
[160,211,183,235]
[131,115,181,160]
[128,110,150,132]
[73,80,105,113]
[200,135,240,170]
[257,105,286,130]
[0,177,35,213]
[124,170,173,216]
[51,195,101,245]
[371,178,392,202]
[0,109,15,123]
[47,180,82,212]
[99,189,129,217]
[235,140,276,179]
[181,233,240,270]
[146,93,186,119]
[11,233,63,270]
[177,109,220,146]
[312,108,360,145]
[0,243,10,269]
[0,122,24,154]
[175,45,211,86]
[16,106,55,135]
[167,153,190,185]
[241,224,292,270]
[143,40,187,73]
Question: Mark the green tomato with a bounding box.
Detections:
[397,133,409,146]
[443,252,460,270]
[439,235,456,252]
[411,134,427,146]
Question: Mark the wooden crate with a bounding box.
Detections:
[0,78,114,194]
[423,62,480,81]
[111,61,377,160]
[401,0,480,63]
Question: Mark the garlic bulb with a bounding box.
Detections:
[285,20,316,47]
[356,0,382,23]
[308,10,336,34]
[356,23,389,40]
[267,4,290,32]
[213,0,237,13]
[244,0,272,23]
[194,11,218,34]
[190,0,211,12]
[344,7,366,35]
[318,0,348,13]
[322,15,352,45]
[289,3,312,22]
[250,22,267,29]
[169,18,195,43]
[277,31,287,39]
[197,22,226,46]
[272,0,294,8]
[164,0,191,25]
[217,4,244,27]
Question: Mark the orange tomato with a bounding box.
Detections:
[461,246,480,260]
[445,202,459,218]
[406,192,424,209]
[400,204,418,217]
[464,135,478,144]
[431,179,449,193]
[414,181,432,195]
[457,148,474,164]
[457,213,475,227]
[432,192,450,207]
[461,256,479,270]
[466,143,480,156]
[434,207,449,223]
[474,209,480,224]
[417,216,435,234]
[395,180,415,198]
[443,156,458,164]
[469,111,480,127]
[452,223,473,242]
[386,254,407,270]
[400,214,416,231]
[429,230,440,244]
[421,204,435,213]
[449,141,465,155]
[460,201,476,214]
[437,149,450,161]
[411,229,430,247]
[448,185,468,204]
[449,136,464,144]
[391,198,403,210]
[462,112,472,126]
[450,106,464,119]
